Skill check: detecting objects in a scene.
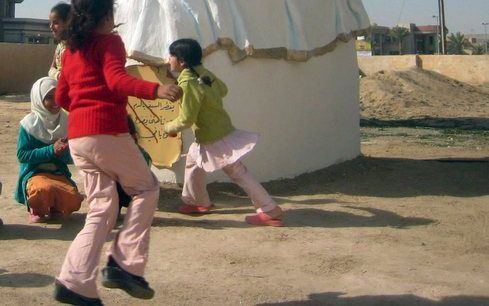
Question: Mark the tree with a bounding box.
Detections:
[447,32,471,55]
[389,26,410,55]
[471,44,486,55]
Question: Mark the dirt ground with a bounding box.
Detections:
[0,99,488,306]
[360,69,489,129]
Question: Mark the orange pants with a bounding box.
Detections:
[26,173,83,216]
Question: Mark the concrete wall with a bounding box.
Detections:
[358,54,489,85]
[358,55,418,75]
[418,55,489,85]
[0,42,55,94]
[153,40,361,183]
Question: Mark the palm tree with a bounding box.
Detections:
[447,32,471,55]
[471,44,486,55]
[389,26,410,55]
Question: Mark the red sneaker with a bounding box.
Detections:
[177,204,214,215]
[245,212,284,227]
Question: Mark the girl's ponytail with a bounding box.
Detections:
[189,67,213,86]
[65,0,114,51]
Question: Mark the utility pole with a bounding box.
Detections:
[483,22,489,54]
[438,0,447,54]
[433,15,439,54]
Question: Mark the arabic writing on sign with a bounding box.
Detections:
[125,64,182,168]
[127,98,177,143]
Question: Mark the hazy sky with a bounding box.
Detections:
[15,0,489,35]
[363,0,489,34]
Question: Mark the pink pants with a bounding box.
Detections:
[182,143,277,213]
[57,134,159,298]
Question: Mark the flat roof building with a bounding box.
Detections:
[358,23,446,56]
[0,0,52,44]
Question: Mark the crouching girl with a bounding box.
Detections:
[15,77,82,223]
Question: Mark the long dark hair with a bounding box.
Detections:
[65,0,114,51]
[169,38,212,86]
[51,2,71,22]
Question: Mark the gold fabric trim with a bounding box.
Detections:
[128,31,363,66]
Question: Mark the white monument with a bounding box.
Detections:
[115,0,370,183]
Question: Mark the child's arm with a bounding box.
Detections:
[55,54,71,111]
[16,128,57,164]
[48,52,60,80]
[100,35,181,101]
[56,139,73,164]
[164,82,202,135]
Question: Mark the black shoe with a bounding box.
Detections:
[101,256,155,299]
[54,281,103,306]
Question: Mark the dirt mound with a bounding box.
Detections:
[360,69,489,122]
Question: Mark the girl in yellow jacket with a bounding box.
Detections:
[164,38,283,226]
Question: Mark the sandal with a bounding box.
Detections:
[245,212,284,227]
[177,204,214,215]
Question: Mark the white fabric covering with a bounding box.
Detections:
[115,0,370,64]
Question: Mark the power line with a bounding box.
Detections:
[396,0,406,25]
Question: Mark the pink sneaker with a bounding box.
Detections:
[28,208,47,223]
[177,204,214,215]
[245,212,284,227]
[29,213,47,223]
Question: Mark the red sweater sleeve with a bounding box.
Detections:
[55,57,71,111]
[99,34,158,100]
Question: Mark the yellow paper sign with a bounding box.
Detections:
[126,65,182,168]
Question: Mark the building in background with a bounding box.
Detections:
[0,0,52,44]
[465,34,489,49]
[410,24,440,55]
[0,0,20,18]
[366,25,394,55]
[358,23,445,56]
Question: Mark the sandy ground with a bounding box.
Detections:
[0,100,488,306]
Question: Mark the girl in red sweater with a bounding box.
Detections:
[53,0,182,304]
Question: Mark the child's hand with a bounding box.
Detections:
[53,139,69,156]
[163,123,177,138]
[157,84,182,102]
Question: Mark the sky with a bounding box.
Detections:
[15,0,489,35]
